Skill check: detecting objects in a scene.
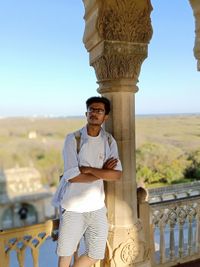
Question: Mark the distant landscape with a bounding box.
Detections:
[0,114,200,188]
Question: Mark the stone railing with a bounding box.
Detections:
[138,188,200,267]
[148,181,200,203]
[3,189,200,267]
[0,219,101,267]
[0,219,58,267]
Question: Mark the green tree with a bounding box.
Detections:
[136,143,188,185]
[184,150,200,180]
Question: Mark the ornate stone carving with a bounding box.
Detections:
[105,221,149,266]
[112,238,146,266]
[0,220,53,267]
[121,239,139,264]
[92,41,147,81]
[83,0,153,84]
[97,0,153,43]
[168,209,177,227]
[152,202,199,227]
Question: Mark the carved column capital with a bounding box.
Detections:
[82,0,153,88]
[91,41,148,92]
[189,0,200,71]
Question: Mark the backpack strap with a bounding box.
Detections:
[105,132,112,148]
[74,130,81,154]
[59,131,81,186]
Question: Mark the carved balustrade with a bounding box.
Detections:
[0,219,100,267]
[148,196,200,267]
[0,220,57,267]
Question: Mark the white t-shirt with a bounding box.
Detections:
[61,133,105,212]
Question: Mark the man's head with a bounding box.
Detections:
[86,96,110,115]
[85,96,110,126]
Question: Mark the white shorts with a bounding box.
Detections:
[56,206,108,260]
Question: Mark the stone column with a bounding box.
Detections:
[190,0,200,71]
[82,1,153,266]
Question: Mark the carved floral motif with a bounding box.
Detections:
[97,0,153,43]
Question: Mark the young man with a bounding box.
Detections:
[52,96,122,267]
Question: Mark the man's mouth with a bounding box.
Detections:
[90,116,98,120]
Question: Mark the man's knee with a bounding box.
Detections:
[58,255,72,267]
[87,255,100,265]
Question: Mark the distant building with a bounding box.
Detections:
[28,131,37,139]
[0,167,55,229]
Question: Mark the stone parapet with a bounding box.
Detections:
[148,181,200,203]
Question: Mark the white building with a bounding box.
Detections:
[0,167,55,229]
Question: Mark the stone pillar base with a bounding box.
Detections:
[104,221,150,267]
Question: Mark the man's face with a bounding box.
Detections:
[86,102,108,126]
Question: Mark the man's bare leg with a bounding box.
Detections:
[58,255,72,267]
[73,255,98,267]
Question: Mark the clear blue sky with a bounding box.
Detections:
[0,0,199,117]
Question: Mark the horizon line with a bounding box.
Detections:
[0,112,200,119]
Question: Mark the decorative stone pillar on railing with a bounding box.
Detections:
[189,0,200,71]
[168,210,176,261]
[82,0,153,266]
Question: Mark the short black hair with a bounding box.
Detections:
[86,96,110,115]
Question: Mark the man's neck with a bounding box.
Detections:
[87,124,101,137]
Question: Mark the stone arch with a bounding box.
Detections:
[2,202,38,229]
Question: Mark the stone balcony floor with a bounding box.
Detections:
[178,259,200,267]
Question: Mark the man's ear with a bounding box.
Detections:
[104,114,109,121]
